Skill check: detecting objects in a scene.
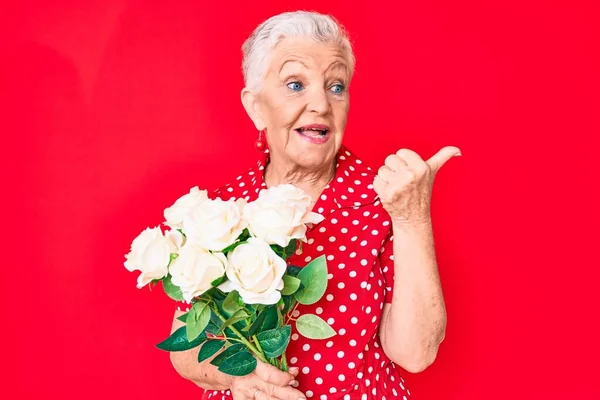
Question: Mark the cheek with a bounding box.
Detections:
[265,96,303,128]
[279,101,304,128]
[333,100,349,130]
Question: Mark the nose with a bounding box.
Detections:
[307,86,331,115]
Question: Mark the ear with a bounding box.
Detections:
[241,88,266,131]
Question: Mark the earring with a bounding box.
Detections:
[254,130,267,151]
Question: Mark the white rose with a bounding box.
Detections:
[243,184,325,247]
[182,198,247,251]
[218,238,286,305]
[165,229,185,250]
[169,244,227,302]
[164,186,209,230]
[124,227,178,288]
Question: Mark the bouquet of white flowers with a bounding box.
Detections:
[124,184,336,376]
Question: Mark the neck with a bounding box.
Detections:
[264,156,336,207]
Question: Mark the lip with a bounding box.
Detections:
[295,124,332,145]
[297,123,330,131]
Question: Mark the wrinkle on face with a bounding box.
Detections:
[255,37,352,190]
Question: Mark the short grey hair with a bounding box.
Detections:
[242,11,355,92]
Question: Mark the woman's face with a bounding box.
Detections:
[243,37,352,173]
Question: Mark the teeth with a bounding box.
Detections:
[299,128,327,133]
[298,129,326,137]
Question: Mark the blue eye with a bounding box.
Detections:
[330,84,345,94]
[287,81,304,91]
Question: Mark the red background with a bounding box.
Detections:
[1,0,599,399]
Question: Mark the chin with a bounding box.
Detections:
[291,145,338,169]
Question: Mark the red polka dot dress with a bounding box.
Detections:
[179,146,412,400]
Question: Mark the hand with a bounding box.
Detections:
[229,361,305,400]
[373,146,461,226]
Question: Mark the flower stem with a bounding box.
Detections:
[285,302,301,324]
[253,335,266,357]
[246,317,268,363]
[212,306,268,363]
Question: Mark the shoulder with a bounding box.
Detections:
[337,146,393,233]
[332,146,380,208]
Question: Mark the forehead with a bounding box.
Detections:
[268,37,351,74]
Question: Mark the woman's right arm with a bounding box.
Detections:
[169,309,231,390]
[169,310,306,400]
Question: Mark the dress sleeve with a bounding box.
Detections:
[379,230,396,304]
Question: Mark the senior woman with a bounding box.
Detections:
[169,10,460,400]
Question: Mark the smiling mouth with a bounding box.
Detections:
[295,128,328,136]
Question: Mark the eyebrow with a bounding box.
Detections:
[279,59,309,74]
[325,60,350,75]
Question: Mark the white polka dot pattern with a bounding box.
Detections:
[176,146,409,400]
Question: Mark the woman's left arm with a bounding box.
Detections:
[373,145,461,373]
[379,220,446,373]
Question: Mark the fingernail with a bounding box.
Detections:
[298,398,306,400]
[289,379,298,386]
[454,152,462,157]
[289,367,299,374]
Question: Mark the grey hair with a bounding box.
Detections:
[242,11,355,93]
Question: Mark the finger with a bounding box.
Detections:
[253,387,278,400]
[396,148,424,166]
[256,381,306,400]
[377,166,394,183]
[384,154,408,172]
[426,146,462,173]
[254,360,296,387]
[373,175,387,197]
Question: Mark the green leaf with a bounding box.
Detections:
[162,275,184,301]
[237,228,250,242]
[294,256,328,305]
[210,343,246,367]
[223,291,242,314]
[276,303,283,324]
[282,239,298,260]
[177,312,188,323]
[205,312,223,335]
[186,302,211,342]
[296,314,337,339]
[257,326,291,358]
[282,295,297,315]
[247,310,266,337]
[248,306,278,337]
[218,351,257,376]
[214,298,228,317]
[156,326,206,352]
[198,340,225,363]
[281,275,301,296]
[221,235,249,254]
[232,319,251,338]
[210,275,226,287]
[270,244,284,259]
[212,289,226,301]
[218,308,250,334]
[286,265,302,278]
[149,279,161,290]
